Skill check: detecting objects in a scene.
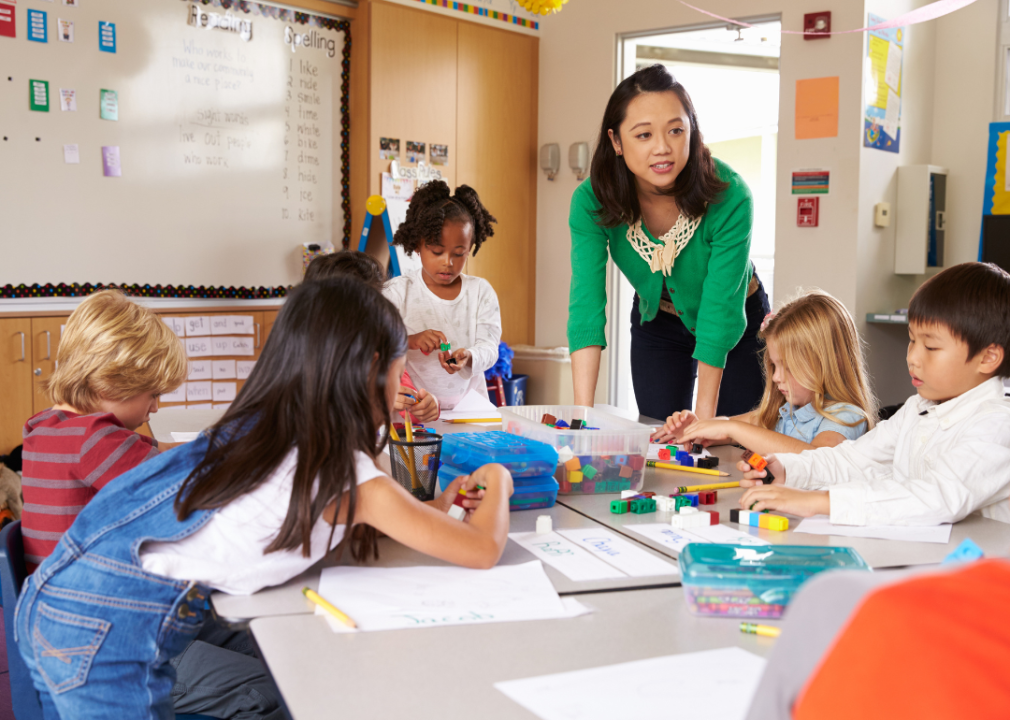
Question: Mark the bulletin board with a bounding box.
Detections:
[0,0,350,297]
[862,12,902,153]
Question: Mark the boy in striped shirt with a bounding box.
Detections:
[22,290,186,571]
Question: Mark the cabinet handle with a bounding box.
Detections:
[43,330,52,361]
[255,323,261,349]
[16,331,25,362]
[34,368,41,376]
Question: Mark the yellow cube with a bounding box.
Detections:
[767,516,788,531]
[569,471,583,484]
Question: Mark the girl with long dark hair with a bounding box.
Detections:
[568,64,770,421]
[15,277,513,718]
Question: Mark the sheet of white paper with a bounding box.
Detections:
[883,88,900,139]
[186,381,212,403]
[62,143,79,164]
[557,528,678,577]
[647,444,712,461]
[508,532,626,581]
[209,316,231,335]
[211,336,233,356]
[212,360,236,379]
[170,432,200,443]
[227,315,255,335]
[625,523,770,554]
[164,317,186,338]
[794,515,952,544]
[316,561,578,632]
[213,382,237,402]
[236,360,256,380]
[495,647,766,720]
[229,337,255,356]
[185,337,213,358]
[188,360,212,380]
[185,317,210,336]
[439,387,501,420]
[161,384,186,404]
[885,42,902,91]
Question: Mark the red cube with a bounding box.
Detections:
[658,449,671,461]
[708,511,720,525]
[560,479,571,493]
[699,491,717,505]
[629,455,646,471]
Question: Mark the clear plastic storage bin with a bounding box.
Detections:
[436,464,558,512]
[440,431,558,479]
[499,405,652,495]
[679,544,871,618]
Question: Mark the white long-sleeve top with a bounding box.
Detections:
[383,269,502,410]
[778,377,1010,526]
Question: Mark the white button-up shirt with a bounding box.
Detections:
[778,377,1010,526]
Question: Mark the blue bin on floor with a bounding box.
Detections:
[502,374,527,406]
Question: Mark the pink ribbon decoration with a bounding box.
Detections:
[679,0,977,35]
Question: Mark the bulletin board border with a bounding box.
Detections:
[1,1,351,299]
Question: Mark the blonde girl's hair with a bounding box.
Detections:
[45,290,187,412]
[755,290,878,432]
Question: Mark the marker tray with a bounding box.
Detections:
[678,544,871,618]
[500,405,651,495]
[439,431,558,478]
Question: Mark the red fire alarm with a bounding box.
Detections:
[797,197,819,227]
[803,12,831,39]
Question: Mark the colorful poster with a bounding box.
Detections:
[59,87,76,110]
[982,123,1010,216]
[863,13,902,153]
[102,145,121,177]
[430,143,448,166]
[29,79,49,112]
[98,20,115,52]
[0,3,15,39]
[57,17,72,41]
[99,88,117,120]
[27,8,46,42]
[795,77,838,140]
[791,169,830,195]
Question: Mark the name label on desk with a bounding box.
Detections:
[557,529,678,577]
[509,532,624,582]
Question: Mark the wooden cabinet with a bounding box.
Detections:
[30,317,64,414]
[0,318,34,455]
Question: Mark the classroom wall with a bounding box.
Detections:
[535,0,999,406]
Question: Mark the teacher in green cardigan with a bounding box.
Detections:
[568,64,770,421]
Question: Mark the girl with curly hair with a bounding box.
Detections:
[383,181,501,410]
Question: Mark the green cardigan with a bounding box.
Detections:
[567,158,754,369]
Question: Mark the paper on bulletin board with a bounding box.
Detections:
[0,3,15,40]
[795,77,838,140]
[863,13,902,153]
[791,169,830,195]
[982,123,1010,217]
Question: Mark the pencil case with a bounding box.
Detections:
[437,464,558,512]
[679,544,871,619]
[439,431,558,478]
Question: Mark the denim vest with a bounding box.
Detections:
[15,435,219,719]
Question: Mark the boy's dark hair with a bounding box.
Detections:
[392,180,497,256]
[909,262,1010,376]
[305,250,385,290]
[176,276,407,561]
[590,64,728,227]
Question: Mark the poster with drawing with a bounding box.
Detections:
[863,13,902,153]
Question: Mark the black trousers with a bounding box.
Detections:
[630,278,770,420]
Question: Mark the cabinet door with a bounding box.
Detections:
[261,310,279,348]
[31,317,64,414]
[0,318,34,455]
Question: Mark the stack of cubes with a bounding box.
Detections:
[554,448,645,495]
[437,432,560,512]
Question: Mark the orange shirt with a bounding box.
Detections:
[795,560,1010,720]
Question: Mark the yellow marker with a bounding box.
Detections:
[647,460,729,477]
[303,587,357,629]
[446,418,502,424]
[671,481,741,494]
[403,419,421,491]
[387,426,414,480]
[740,622,781,638]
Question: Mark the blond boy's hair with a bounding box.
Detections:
[755,290,878,432]
[45,291,187,412]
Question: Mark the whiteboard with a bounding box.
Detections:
[0,0,348,289]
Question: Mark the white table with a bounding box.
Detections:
[249,586,776,720]
[559,444,1010,568]
[212,502,679,624]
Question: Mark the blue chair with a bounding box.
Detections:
[0,522,213,720]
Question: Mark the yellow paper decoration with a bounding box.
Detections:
[518,0,569,16]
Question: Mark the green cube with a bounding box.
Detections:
[440,342,451,352]
[610,499,628,514]
[582,465,598,480]
[618,479,631,491]
[606,480,618,493]
[675,496,691,511]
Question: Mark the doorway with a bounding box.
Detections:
[609,17,781,415]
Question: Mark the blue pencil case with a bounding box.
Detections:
[439,431,559,478]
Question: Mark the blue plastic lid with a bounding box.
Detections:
[679,544,870,585]
[438,463,557,493]
[440,431,559,478]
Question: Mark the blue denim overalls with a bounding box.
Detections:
[15,436,219,719]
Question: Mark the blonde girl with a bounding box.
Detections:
[654,290,876,455]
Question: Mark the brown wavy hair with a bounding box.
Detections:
[590,64,728,227]
[175,277,407,560]
[392,180,497,256]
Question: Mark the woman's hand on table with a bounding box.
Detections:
[739,485,828,518]
[652,410,698,443]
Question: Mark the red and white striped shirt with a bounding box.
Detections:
[21,409,159,571]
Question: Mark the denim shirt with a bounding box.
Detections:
[15,435,219,717]
[774,402,868,445]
